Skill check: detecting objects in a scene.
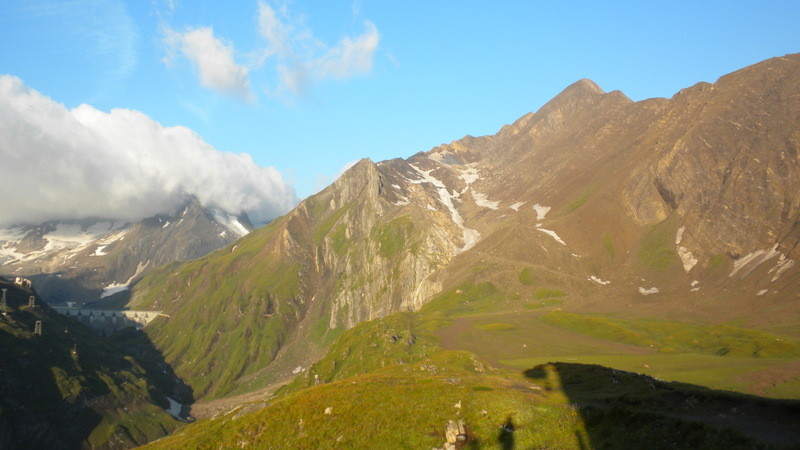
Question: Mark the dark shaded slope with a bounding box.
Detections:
[0,277,180,448]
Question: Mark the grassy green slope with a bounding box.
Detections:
[129,217,305,400]
[427,279,800,399]
[0,279,180,449]
[145,307,800,448]
[127,159,457,402]
[147,265,800,447]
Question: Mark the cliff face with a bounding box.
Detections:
[129,53,800,401]
[307,159,461,328]
[627,57,800,262]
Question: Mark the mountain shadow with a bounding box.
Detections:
[0,277,190,448]
[524,362,800,449]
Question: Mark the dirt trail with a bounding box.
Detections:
[189,380,286,420]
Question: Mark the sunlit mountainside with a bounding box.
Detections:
[131,54,800,447]
[3,52,800,448]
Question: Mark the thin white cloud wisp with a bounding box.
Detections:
[316,21,379,79]
[0,75,296,226]
[257,1,380,95]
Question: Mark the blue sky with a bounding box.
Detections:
[1,0,799,215]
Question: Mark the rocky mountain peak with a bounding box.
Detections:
[539,78,606,109]
[569,77,605,94]
[331,158,382,202]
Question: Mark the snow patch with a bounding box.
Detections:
[691,280,700,287]
[458,166,480,185]
[101,283,130,298]
[392,184,401,190]
[93,245,107,256]
[675,226,686,245]
[427,204,436,211]
[529,203,565,246]
[730,245,781,278]
[509,201,525,211]
[769,254,796,282]
[0,227,28,263]
[213,211,249,237]
[472,190,500,210]
[410,164,480,253]
[97,228,129,246]
[756,289,768,296]
[219,230,227,237]
[638,286,660,295]
[1,222,127,264]
[45,222,122,252]
[393,195,410,206]
[292,366,305,374]
[537,228,566,246]
[677,246,698,272]
[162,221,170,229]
[589,276,610,285]
[409,164,446,188]
[101,261,149,298]
[532,204,551,221]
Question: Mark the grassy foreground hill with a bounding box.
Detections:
[0,277,182,448]
[145,304,800,448]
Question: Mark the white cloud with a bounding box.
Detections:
[0,75,296,226]
[161,2,380,100]
[257,1,292,58]
[316,21,379,79]
[163,26,255,102]
[257,1,380,95]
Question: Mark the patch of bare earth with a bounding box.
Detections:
[736,360,800,397]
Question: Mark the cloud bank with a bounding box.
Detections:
[0,75,297,226]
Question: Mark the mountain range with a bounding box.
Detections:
[4,53,800,448]
[0,199,252,305]
[128,53,800,402]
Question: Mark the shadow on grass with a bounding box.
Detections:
[524,362,800,448]
[497,416,515,449]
